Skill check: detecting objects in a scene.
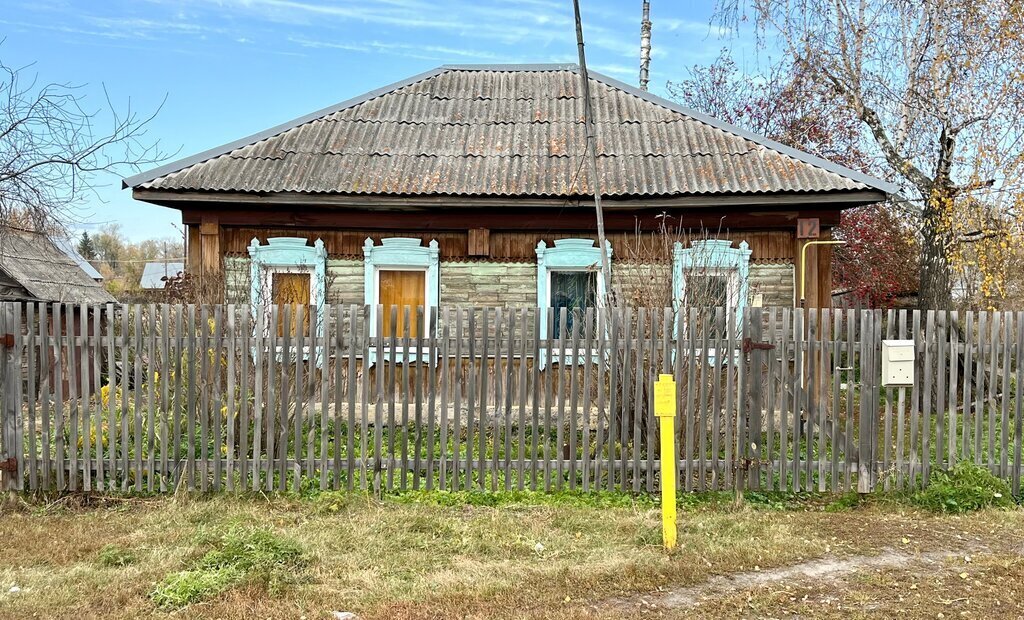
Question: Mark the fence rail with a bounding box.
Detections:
[1,302,1022,496]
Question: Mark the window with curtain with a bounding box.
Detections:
[550,270,597,338]
[271,272,311,336]
[378,269,426,338]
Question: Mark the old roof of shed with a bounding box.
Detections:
[0,229,115,304]
[125,64,897,199]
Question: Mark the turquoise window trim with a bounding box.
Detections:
[672,239,751,354]
[536,238,612,369]
[363,237,440,365]
[248,237,327,366]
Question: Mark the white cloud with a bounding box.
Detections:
[288,37,371,52]
[660,17,731,38]
[289,36,510,63]
[591,63,635,81]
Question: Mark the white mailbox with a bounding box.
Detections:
[881,340,915,387]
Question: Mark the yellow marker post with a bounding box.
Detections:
[653,373,677,550]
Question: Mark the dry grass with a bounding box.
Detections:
[0,493,1020,619]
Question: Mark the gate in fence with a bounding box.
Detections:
[0,302,1022,495]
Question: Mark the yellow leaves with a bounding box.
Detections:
[99,384,123,408]
[76,425,109,450]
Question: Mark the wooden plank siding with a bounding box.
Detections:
[214,227,802,310]
[190,206,830,307]
[218,227,799,262]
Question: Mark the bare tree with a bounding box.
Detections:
[715,0,1024,309]
[667,50,870,172]
[0,53,166,233]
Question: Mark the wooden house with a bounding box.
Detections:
[124,64,894,333]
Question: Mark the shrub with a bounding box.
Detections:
[911,461,1014,514]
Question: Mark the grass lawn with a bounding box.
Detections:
[0,490,1021,619]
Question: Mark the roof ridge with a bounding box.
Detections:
[440,63,579,71]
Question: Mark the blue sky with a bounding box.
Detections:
[2,0,745,241]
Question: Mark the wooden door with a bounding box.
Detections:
[272,272,311,336]
[379,270,425,337]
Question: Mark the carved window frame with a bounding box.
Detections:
[363,237,440,364]
[535,238,612,368]
[248,236,327,363]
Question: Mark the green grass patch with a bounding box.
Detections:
[910,461,1015,514]
[824,491,864,512]
[96,544,136,568]
[150,527,304,608]
[387,488,658,509]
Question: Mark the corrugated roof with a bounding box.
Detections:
[0,229,115,304]
[127,65,896,198]
[53,237,104,281]
[140,261,185,289]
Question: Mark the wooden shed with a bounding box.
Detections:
[0,228,116,397]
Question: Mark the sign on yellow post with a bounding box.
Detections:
[653,373,677,550]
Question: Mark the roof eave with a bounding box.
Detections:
[133,187,887,210]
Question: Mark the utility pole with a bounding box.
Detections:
[640,0,652,91]
[572,0,613,304]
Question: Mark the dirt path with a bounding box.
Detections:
[600,547,975,614]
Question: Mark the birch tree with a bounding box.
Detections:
[670,50,920,308]
[717,0,1024,309]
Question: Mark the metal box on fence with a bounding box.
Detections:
[881,339,915,387]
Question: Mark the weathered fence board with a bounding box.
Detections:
[1,302,1023,496]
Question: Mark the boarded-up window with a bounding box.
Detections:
[379,270,425,337]
[550,270,596,337]
[272,272,311,336]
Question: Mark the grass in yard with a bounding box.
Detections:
[150,527,305,608]
[0,491,1020,619]
[684,551,1024,619]
[95,544,136,568]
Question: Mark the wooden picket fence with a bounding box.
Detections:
[1,302,1022,496]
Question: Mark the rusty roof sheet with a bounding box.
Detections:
[128,65,896,198]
